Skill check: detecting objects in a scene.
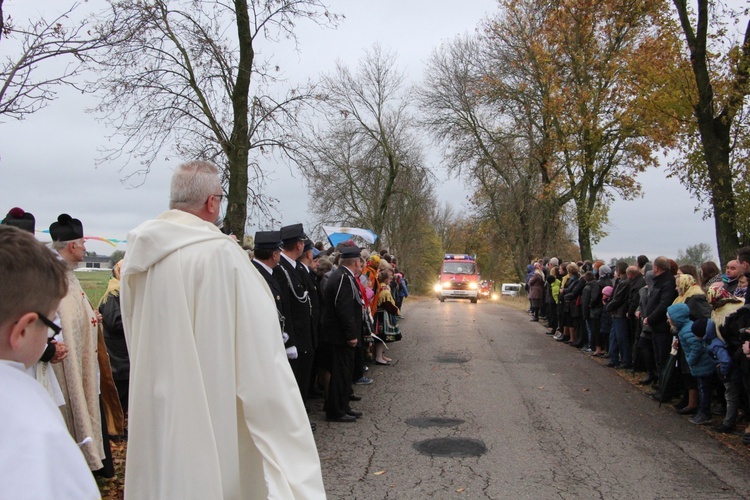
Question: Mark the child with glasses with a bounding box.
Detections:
[0,225,100,498]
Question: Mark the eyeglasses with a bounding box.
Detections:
[36,312,62,339]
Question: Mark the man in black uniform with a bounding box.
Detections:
[276,224,315,404]
[250,231,295,354]
[321,244,364,422]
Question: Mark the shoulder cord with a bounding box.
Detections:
[279,264,310,305]
[335,272,364,307]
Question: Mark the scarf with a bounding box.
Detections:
[98,259,123,308]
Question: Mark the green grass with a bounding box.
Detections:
[74,270,112,307]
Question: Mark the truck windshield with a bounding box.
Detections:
[443,262,476,275]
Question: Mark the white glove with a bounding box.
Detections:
[286,346,298,360]
[282,332,290,344]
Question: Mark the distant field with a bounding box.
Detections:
[75,269,112,306]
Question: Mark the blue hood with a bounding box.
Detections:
[667,303,691,329]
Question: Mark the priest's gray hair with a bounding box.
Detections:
[169,161,221,211]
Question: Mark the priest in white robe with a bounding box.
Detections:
[121,160,326,499]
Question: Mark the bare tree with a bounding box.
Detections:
[296,45,430,242]
[1,2,107,121]
[91,0,337,241]
[419,34,567,276]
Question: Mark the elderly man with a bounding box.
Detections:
[121,161,325,499]
[50,213,122,476]
[320,244,365,422]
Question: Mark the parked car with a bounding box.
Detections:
[500,283,525,297]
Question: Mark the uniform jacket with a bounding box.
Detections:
[321,265,363,346]
[277,255,314,352]
[252,260,294,350]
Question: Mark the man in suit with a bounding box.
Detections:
[251,231,295,355]
[276,224,314,404]
[320,244,365,422]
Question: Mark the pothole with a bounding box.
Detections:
[435,352,469,363]
[413,437,487,457]
[405,417,465,428]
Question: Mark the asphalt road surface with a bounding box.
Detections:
[311,297,750,499]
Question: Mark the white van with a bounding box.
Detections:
[500,283,525,297]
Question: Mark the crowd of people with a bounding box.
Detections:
[527,253,750,439]
[0,160,408,498]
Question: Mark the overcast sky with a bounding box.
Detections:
[0,0,729,264]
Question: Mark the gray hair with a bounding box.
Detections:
[169,161,221,211]
[52,238,83,251]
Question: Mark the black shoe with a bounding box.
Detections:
[349,394,362,401]
[677,406,698,415]
[638,376,656,385]
[605,362,620,368]
[327,414,357,422]
[346,410,363,418]
[530,318,539,322]
[712,423,735,433]
[618,364,633,370]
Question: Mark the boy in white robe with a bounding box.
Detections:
[0,225,100,499]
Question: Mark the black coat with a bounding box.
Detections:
[645,271,677,334]
[297,263,321,347]
[99,295,130,381]
[628,274,646,318]
[606,277,632,318]
[321,266,363,346]
[275,255,314,351]
[252,260,294,349]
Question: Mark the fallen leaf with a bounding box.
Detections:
[537,386,544,390]
[582,388,590,392]
[456,488,465,492]
[373,471,386,476]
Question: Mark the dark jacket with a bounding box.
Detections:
[581,280,596,320]
[253,260,295,350]
[99,295,129,381]
[685,294,711,321]
[321,266,364,345]
[627,274,646,318]
[645,271,677,334]
[276,255,313,352]
[606,277,632,318]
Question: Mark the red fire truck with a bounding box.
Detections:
[433,254,481,303]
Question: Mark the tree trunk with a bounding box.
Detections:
[673,0,741,265]
[225,0,253,242]
[576,203,593,261]
[700,122,739,265]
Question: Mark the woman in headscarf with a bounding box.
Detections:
[673,273,711,321]
[98,260,129,414]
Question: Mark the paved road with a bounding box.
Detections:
[311,297,750,499]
